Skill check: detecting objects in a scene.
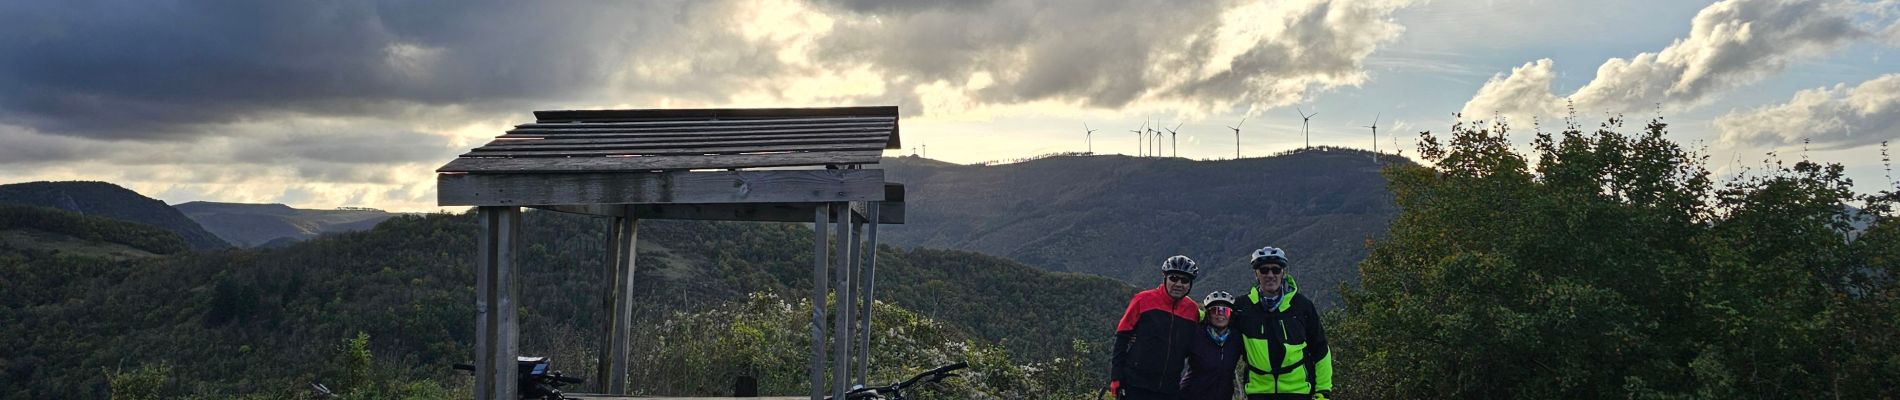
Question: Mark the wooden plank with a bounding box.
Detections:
[475,207,521,400]
[436,151,883,173]
[498,131,888,144]
[809,205,830,400]
[534,106,897,123]
[461,142,887,158]
[522,106,901,149]
[473,137,890,153]
[531,202,905,224]
[509,121,892,135]
[524,116,893,128]
[438,169,887,206]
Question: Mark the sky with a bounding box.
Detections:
[1,0,1896,212]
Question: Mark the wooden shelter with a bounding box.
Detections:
[436,106,905,400]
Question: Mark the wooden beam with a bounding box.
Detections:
[497,131,888,144]
[808,206,830,400]
[532,203,904,224]
[436,151,882,173]
[438,169,887,206]
[475,207,521,400]
[533,106,897,123]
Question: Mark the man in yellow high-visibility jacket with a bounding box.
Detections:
[1233,246,1333,400]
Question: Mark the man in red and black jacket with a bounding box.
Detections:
[1110,255,1202,400]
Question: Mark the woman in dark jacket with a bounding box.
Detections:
[1179,290,1245,400]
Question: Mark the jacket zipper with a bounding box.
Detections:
[1270,305,1284,394]
[1159,296,1182,390]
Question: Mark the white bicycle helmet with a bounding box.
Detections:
[1161,255,1199,278]
[1202,290,1236,308]
[1250,246,1289,268]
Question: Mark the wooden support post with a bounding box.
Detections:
[846,216,864,387]
[831,202,854,398]
[857,202,879,384]
[595,215,619,392]
[605,209,638,394]
[809,205,830,400]
[476,207,521,400]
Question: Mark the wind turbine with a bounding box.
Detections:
[1165,122,1183,158]
[1149,120,1163,157]
[1229,117,1247,159]
[1130,122,1146,156]
[1083,123,1097,154]
[1297,108,1317,149]
[1143,119,1155,157]
[1364,113,1380,163]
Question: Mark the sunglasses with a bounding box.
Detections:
[1207,306,1232,318]
[1166,275,1195,284]
[1255,266,1285,274]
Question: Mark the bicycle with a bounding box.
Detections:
[825,361,968,400]
[453,356,585,400]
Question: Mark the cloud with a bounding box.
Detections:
[1715,73,1900,150]
[1460,59,1565,119]
[1459,0,1882,119]
[0,0,1417,209]
[811,0,1412,114]
[0,0,1413,143]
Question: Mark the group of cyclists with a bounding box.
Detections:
[1111,246,1332,400]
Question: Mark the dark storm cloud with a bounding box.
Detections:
[0,0,770,141]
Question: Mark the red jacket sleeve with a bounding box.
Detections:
[1116,290,1145,332]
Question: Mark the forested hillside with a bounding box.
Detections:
[0,205,189,258]
[880,150,1399,307]
[0,210,1134,399]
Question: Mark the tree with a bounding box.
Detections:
[1332,116,1900,398]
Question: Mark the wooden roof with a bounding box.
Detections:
[438,106,900,173]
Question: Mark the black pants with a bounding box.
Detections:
[1119,386,1172,400]
[1246,394,1315,400]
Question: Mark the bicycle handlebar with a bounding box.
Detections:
[897,362,967,389]
[828,362,968,400]
[450,363,583,384]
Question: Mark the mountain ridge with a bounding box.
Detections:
[0,181,228,250]
[878,148,1402,307]
[174,201,402,247]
